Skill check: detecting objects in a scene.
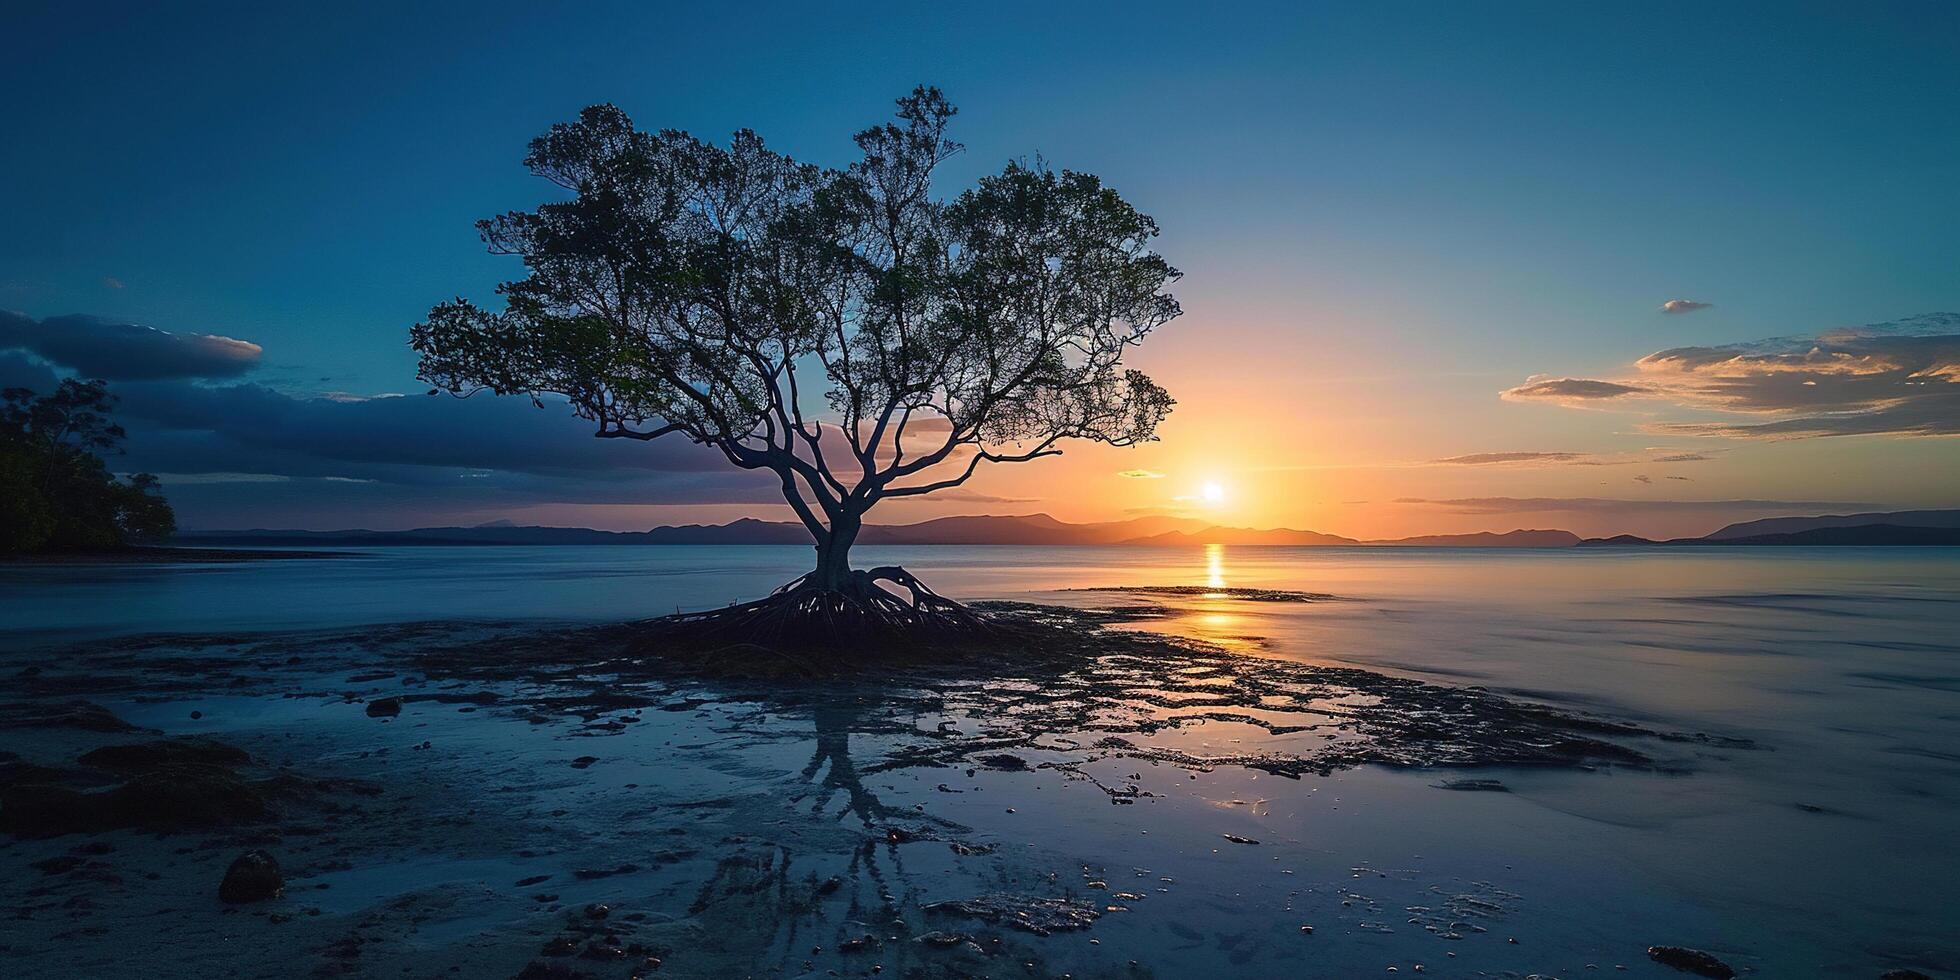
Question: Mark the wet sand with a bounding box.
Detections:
[0,597,1796,979]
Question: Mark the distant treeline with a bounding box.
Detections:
[2,379,175,554]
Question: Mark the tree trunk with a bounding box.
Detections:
[809,513,862,592]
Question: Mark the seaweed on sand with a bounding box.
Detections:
[391,600,1729,779]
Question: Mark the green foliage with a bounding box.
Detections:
[413,88,1180,561]
[0,380,176,554]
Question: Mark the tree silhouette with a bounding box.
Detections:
[1,379,175,552]
[413,87,1179,638]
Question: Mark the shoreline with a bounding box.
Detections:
[1,546,355,565]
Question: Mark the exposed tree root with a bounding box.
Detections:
[625,565,994,660]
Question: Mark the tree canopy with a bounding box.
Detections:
[1,379,176,553]
[413,87,1180,596]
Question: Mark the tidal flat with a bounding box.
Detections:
[1,545,1955,978]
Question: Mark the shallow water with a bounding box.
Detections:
[3,544,1957,977]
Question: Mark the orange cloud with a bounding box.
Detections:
[1501,377,1649,403]
[1506,313,1960,438]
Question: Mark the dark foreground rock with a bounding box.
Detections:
[218,849,284,903]
[1648,945,1738,978]
[0,761,271,836]
[0,731,370,838]
[0,699,140,733]
[79,737,251,771]
[365,697,403,718]
[0,740,274,834]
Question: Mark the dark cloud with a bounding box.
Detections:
[0,311,263,380]
[1509,313,1960,437]
[1394,496,1874,514]
[111,381,733,478]
[1431,451,1588,465]
[150,471,786,531]
[1651,452,1712,462]
[1660,299,1711,315]
[1501,377,1648,401]
[0,350,62,392]
[0,348,792,525]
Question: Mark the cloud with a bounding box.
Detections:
[1501,377,1648,402]
[1633,474,1652,484]
[1660,299,1711,315]
[0,311,262,380]
[1431,451,1587,465]
[1394,496,1875,514]
[1431,449,1719,468]
[1508,313,1960,437]
[927,490,1041,503]
[145,472,294,484]
[102,277,126,290]
[0,350,62,392]
[109,379,736,480]
[1116,468,1166,478]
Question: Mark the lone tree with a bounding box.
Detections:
[413,88,1180,639]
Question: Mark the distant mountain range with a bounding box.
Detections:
[1698,509,1960,540]
[1579,510,1960,547]
[174,509,1960,549]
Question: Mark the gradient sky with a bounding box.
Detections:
[5,1,1957,537]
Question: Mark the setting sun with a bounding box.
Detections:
[1201,481,1227,504]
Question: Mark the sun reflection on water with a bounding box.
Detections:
[1188,544,1250,645]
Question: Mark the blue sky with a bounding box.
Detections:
[4,2,1957,533]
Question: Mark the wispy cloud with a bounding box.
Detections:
[1429,448,1719,468]
[1116,468,1166,479]
[908,489,1040,504]
[1431,451,1588,465]
[1660,299,1711,315]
